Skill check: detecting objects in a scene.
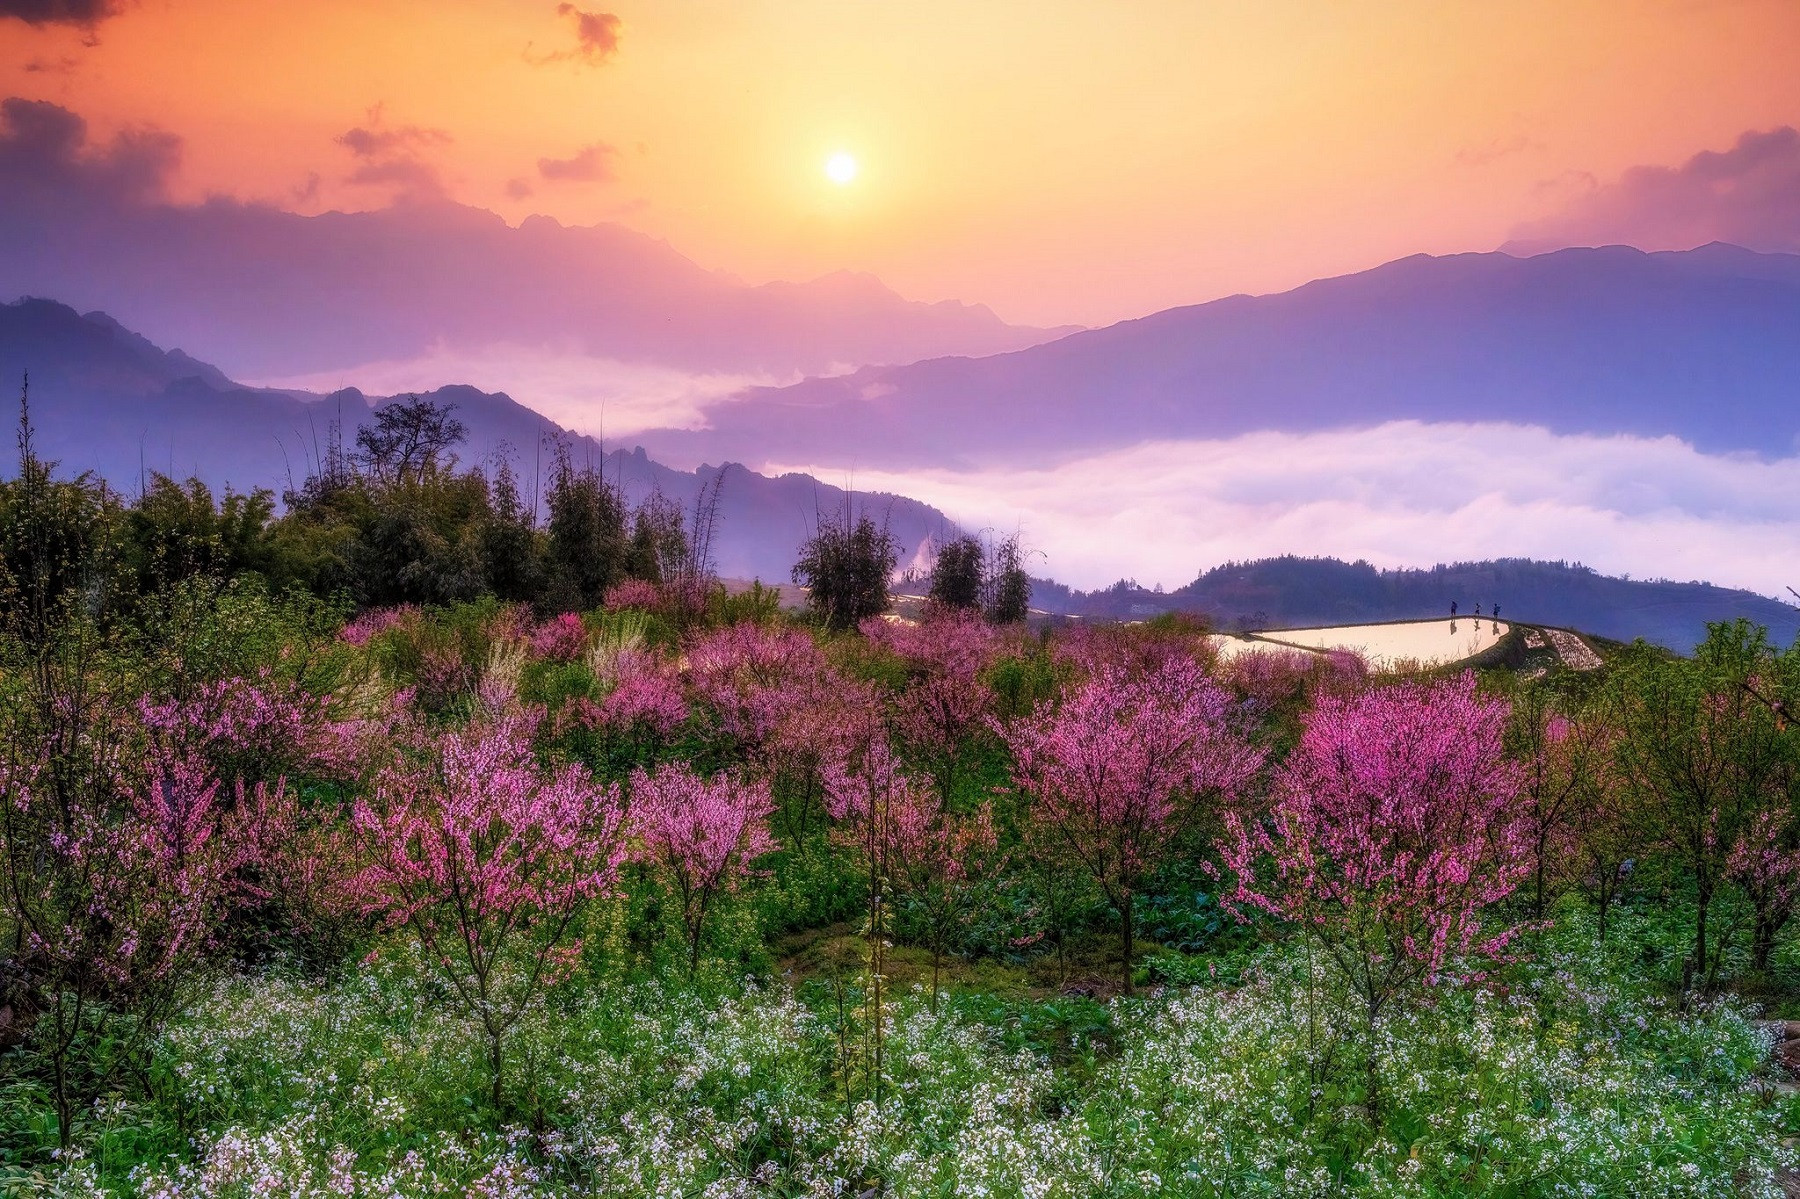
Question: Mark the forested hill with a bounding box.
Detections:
[1031,557,1800,652]
[0,297,954,582]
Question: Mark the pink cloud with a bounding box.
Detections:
[528,5,622,67]
[538,142,616,183]
[1507,127,1800,254]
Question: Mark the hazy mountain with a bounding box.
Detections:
[0,297,956,582]
[0,202,1070,380]
[642,243,1800,468]
[6,298,1794,650]
[0,97,1073,380]
[1035,556,1800,652]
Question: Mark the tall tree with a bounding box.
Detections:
[792,505,900,632]
[928,534,984,611]
[544,444,628,612]
[355,396,467,484]
[984,533,1033,625]
[1611,620,1795,988]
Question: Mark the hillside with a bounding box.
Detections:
[5,299,1794,649]
[1033,557,1800,652]
[0,297,955,583]
[639,243,1800,468]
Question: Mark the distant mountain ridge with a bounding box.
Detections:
[1035,556,1800,652]
[640,242,1800,468]
[4,298,1794,652]
[0,190,1073,380]
[0,297,958,583]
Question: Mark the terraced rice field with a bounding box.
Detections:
[1243,617,1511,670]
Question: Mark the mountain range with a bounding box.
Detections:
[637,242,1800,469]
[4,295,1795,651]
[0,297,955,583]
[7,221,1800,652]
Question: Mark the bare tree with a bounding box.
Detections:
[355,396,466,484]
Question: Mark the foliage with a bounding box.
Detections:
[927,533,984,611]
[792,507,899,631]
[4,435,1800,1195]
[629,761,778,973]
[1611,621,1798,986]
[1004,654,1264,992]
[347,709,628,1111]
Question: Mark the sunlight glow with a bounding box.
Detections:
[824,152,858,185]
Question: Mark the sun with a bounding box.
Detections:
[824,152,858,185]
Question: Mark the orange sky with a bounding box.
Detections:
[6,0,1799,327]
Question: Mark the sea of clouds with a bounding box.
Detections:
[252,344,791,441]
[771,421,1800,598]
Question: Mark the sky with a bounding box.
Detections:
[6,0,1800,328]
[4,0,1800,603]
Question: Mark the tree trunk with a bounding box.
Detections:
[1363,988,1383,1126]
[1694,882,1711,990]
[1753,915,1777,976]
[1119,894,1134,996]
[489,1028,506,1114]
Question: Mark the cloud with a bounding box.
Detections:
[0,0,126,29]
[537,142,616,183]
[246,343,791,440]
[528,5,622,66]
[505,177,533,199]
[335,112,451,201]
[0,96,179,207]
[767,421,1800,598]
[336,124,448,159]
[1506,126,1800,254]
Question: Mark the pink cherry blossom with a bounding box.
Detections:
[630,762,777,971]
[1222,672,1528,992]
[1002,654,1264,992]
[530,612,589,661]
[349,709,627,1111]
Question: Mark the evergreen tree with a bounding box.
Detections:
[479,458,544,602]
[545,445,628,611]
[792,506,899,631]
[985,533,1032,625]
[928,534,984,611]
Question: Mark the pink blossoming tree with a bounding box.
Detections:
[690,621,881,840]
[1220,673,1528,1116]
[864,608,1000,798]
[629,762,778,972]
[827,739,1000,1008]
[137,670,352,787]
[1726,808,1800,974]
[349,709,627,1112]
[1,749,251,1145]
[530,611,590,662]
[1003,655,1265,993]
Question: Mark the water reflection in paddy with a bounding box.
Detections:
[1209,618,1510,671]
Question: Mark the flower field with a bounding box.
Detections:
[4,577,1800,1197]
